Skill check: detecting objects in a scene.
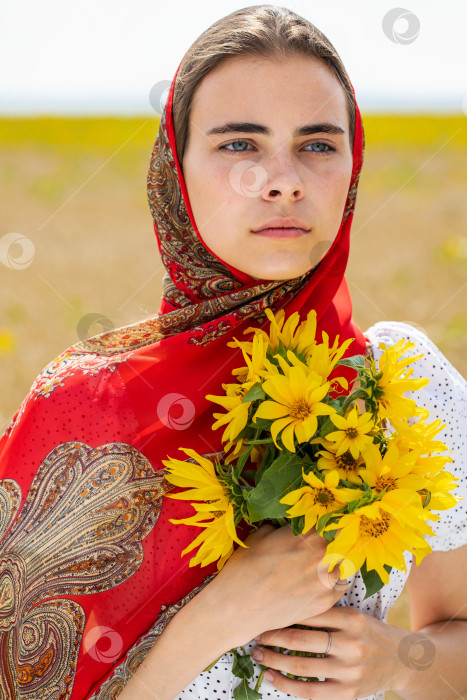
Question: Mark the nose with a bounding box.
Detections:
[260,154,305,201]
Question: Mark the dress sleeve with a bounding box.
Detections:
[365,321,467,552]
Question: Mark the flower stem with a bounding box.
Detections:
[254,670,264,692]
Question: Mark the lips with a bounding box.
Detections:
[251,216,311,238]
[253,227,308,239]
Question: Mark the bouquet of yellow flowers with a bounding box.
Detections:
[161,307,461,698]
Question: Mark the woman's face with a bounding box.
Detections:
[182,54,354,281]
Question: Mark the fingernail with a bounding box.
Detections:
[252,648,263,661]
[254,635,261,641]
[264,670,274,682]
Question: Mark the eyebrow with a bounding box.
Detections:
[205,121,345,137]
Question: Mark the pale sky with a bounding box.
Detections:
[1,0,466,114]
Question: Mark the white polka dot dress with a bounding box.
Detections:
[176,322,467,700]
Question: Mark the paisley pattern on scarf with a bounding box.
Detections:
[89,574,216,699]
[0,441,172,699]
[29,350,134,400]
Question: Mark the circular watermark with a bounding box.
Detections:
[76,313,114,341]
[382,8,420,44]
[229,160,268,198]
[317,552,355,591]
[0,233,35,270]
[398,632,436,670]
[157,393,196,430]
[149,80,171,115]
[83,625,123,663]
[308,239,334,271]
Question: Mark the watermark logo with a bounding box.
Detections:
[76,313,114,341]
[382,8,420,44]
[83,626,123,663]
[308,239,334,271]
[229,161,268,198]
[149,80,171,115]
[0,233,35,270]
[317,552,355,591]
[398,632,436,670]
[157,393,196,430]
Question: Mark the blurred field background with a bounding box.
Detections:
[1,115,467,699]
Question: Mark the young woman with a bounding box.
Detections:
[1,5,466,700]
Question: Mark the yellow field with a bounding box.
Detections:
[1,116,467,699]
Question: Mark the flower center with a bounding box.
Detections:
[375,476,397,492]
[345,427,358,439]
[315,488,335,506]
[337,451,360,471]
[359,510,391,538]
[289,399,312,420]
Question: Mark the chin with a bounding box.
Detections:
[249,269,309,281]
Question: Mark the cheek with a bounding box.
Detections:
[320,166,352,217]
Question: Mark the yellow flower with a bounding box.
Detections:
[307,331,353,386]
[326,407,375,459]
[253,365,335,452]
[280,469,361,534]
[374,339,430,420]
[420,470,461,512]
[316,440,368,486]
[230,332,268,385]
[206,381,255,444]
[274,347,347,391]
[162,447,247,570]
[321,490,436,584]
[359,442,433,495]
[390,417,450,456]
[231,307,318,361]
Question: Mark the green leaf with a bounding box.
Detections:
[322,528,338,542]
[254,442,275,486]
[361,560,392,600]
[235,444,254,477]
[320,416,337,438]
[232,651,255,679]
[248,417,272,431]
[247,452,304,522]
[233,678,263,700]
[337,354,366,370]
[242,383,266,403]
[244,438,273,445]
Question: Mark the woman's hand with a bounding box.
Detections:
[206,523,350,649]
[251,604,409,699]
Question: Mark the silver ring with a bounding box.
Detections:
[324,630,332,655]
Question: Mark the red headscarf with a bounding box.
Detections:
[0,57,366,698]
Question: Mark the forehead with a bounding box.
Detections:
[190,54,349,130]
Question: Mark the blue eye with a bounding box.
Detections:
[305,142,334,153]
[220,140,252,152]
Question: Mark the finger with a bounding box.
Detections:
[253,645,336,680]
[262,671,350,699]
[257,626,333,654]
[299,603,360,627]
